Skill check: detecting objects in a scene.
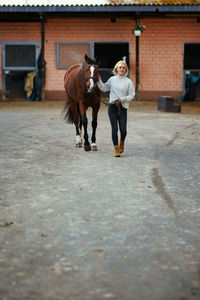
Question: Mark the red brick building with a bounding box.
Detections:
[0,1,200,101]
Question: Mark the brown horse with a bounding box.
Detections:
[63,55,101,151]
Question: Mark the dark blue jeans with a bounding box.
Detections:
[108,103,127,146]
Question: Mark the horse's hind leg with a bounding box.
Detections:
[70,102,81,148]
[75,119,83,148]
[75,124,82,148]
[79,117,83,141]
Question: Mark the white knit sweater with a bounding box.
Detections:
[97,75,135,109]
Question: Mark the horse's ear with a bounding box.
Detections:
[95,56,100,65]
[85,54,89,63]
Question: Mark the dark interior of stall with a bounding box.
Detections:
[183,43,200,102]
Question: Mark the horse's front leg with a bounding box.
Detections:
[91,106,100,151]
[79,103,91,151]
[82,113,91,151]
[91,116,98,151]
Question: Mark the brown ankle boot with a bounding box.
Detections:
[119,139,125,153]
[114,145,120,157]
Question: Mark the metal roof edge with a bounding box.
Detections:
[159,6,200,12]
[0,5,200,13]
[0,5,157,13]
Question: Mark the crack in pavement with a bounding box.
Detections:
[165,132,180,147]
[151,168,178,216]
[154,123,200,159]
[154,132,180,158]
[184,123,199,130]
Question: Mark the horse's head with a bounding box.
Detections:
[82,60,99,94]
[84,54,99,65]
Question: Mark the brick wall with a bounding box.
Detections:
[0,22,40,92]
[0,16,200,101]
[44,17,135,100]
[140,17,200,100]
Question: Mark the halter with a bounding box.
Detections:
[81,62,111,106]
[82,63,98,86]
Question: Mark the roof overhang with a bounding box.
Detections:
[0,5,200,21]
[0,5,200,13]
[0,5,157,13]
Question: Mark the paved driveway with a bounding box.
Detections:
[0,101,200,300]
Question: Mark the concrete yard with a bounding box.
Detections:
[0,101,200,300]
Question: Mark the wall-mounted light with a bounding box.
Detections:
[134,30,142,36]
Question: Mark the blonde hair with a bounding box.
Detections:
[113,60,129,76]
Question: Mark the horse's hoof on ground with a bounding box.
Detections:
[84,144,91,151]
[91,143,98,151]
[75,142,82,148]
[75,135,82,148]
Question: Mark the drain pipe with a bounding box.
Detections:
[135,18,140,101]
[40,13,46,101]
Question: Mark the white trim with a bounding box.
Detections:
[0,0,110,6]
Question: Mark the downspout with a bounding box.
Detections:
[40,13,46,101]
[135,18,140,101]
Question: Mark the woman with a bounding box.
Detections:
[97,60,135,157]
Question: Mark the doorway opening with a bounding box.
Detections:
[94,42,130,82]
[183,43,200,101]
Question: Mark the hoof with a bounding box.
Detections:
[84,144,91,151]
[75,142,82,148]
[76,135,82,148]
[91,143,98,151]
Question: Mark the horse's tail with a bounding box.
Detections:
[63,102,74,124]
[62,101,80,125]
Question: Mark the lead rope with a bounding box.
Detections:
[94,90,121,115]
[116,101,121,116]
[82,65,120,113]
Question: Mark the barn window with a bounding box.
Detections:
[5,44,36,68]
[2,42,39,70]
[56,42,91,69]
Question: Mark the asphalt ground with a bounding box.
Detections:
[0,100,200,300]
